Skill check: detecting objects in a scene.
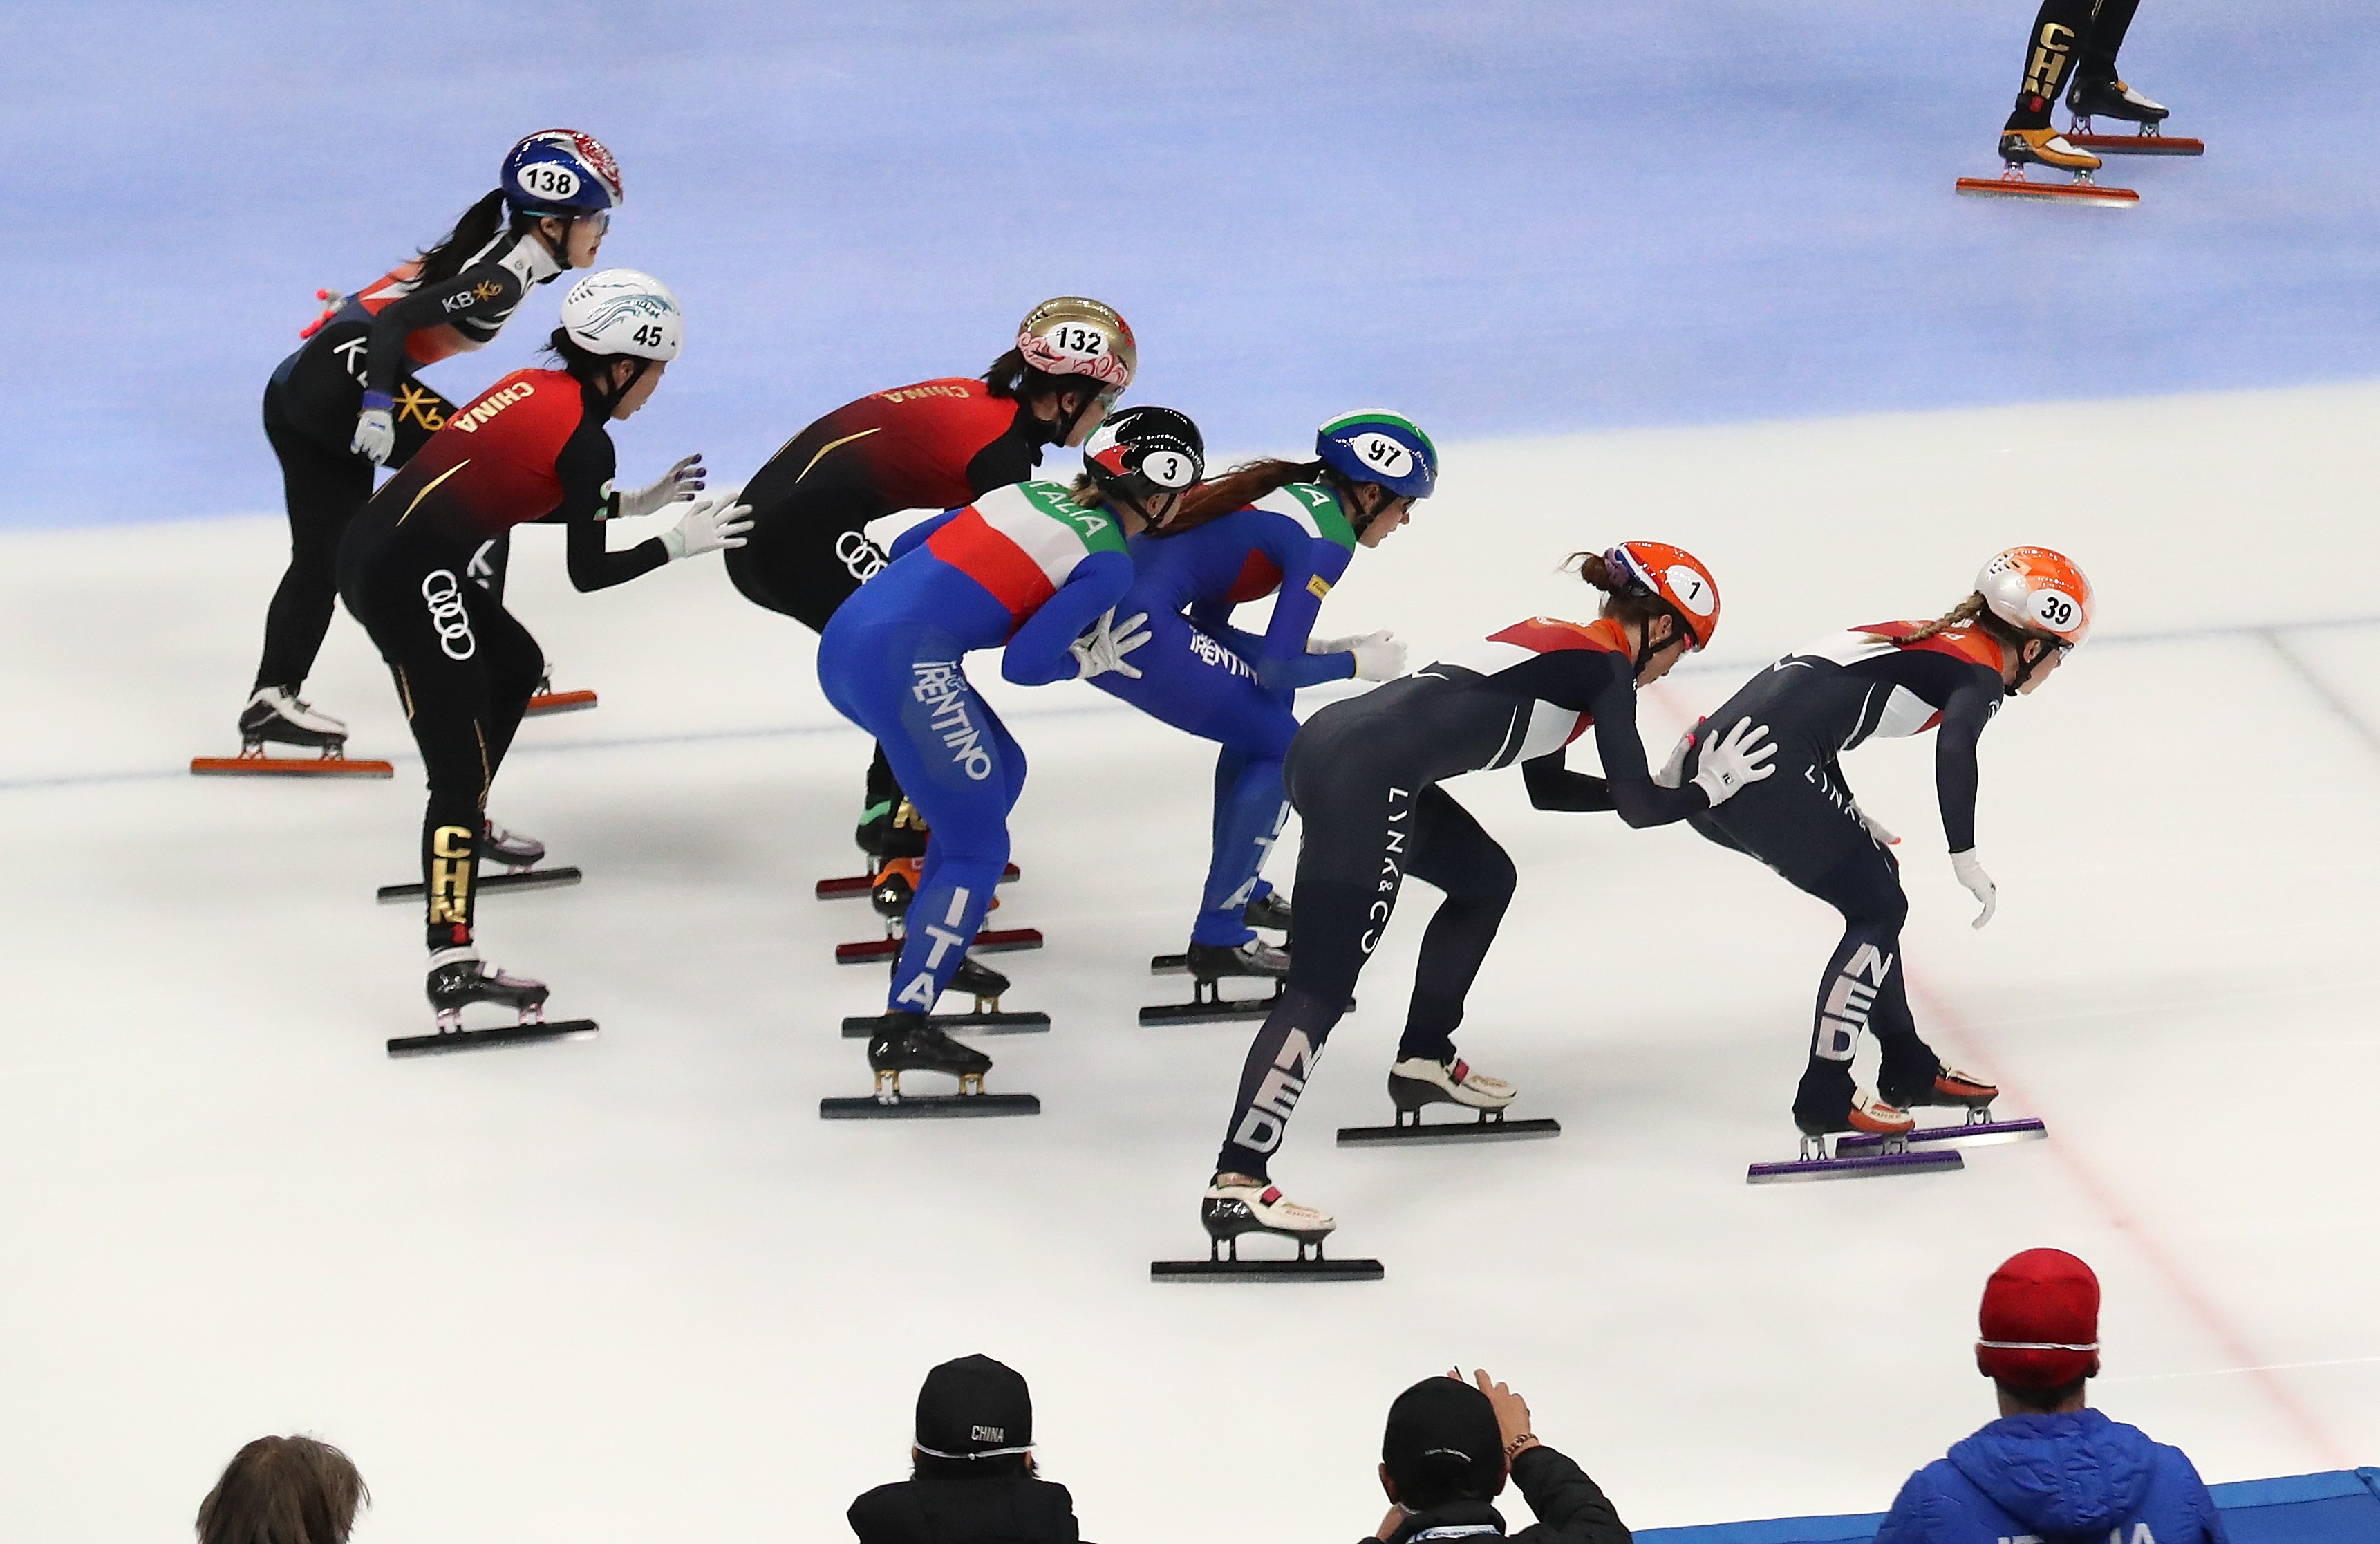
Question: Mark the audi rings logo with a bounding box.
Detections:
[836,529,888,582]
[421,569,476,660]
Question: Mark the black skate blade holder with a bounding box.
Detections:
[1338,1105,1561,1146]
[1152,1232,1383,1283]
[841,1002,1049,1038]
[377,866,583,904]
[1141,954,1349,1027]
[387,1012,598,1059]
[820,1091,1041,1119]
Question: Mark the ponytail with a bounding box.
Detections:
[1898,592,2002,647]
[415,189,514,286]
[1162,457,1330,537]
[1563,549,1675,631]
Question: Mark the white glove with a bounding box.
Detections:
[659,497,753,561]
[1347,630,1407,682]
[1951,849,1996,929]
[351,407,395,465]
[1850,801,1900,846]
[1653,724,1698,788]
[1306,633,1366,655]
[618,453,707,519]
[1690,716,1777,806]
[1071,609,1152,680]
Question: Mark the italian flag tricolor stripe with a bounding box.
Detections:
[927,505,1056,619]
[924,483,1112,622]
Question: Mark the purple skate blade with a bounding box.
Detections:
[1746,1148,1963,1184]
[1835,1117,2046,1155]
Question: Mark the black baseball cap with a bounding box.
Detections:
[1383,1377,1503,1504]
[915,1355,1033,1459]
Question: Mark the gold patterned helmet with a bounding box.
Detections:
[1015,297,1136,390]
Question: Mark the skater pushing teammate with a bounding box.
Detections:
[236,131,671,761]
[1192,543,1777,1265]
[1680,548,2093,1151]
[1098,410,1432,1010]
[814,407,1204,1117]
[337,270,749,1049]
[727,297,1136,864]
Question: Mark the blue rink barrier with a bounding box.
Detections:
[1636,1469,2380,1544]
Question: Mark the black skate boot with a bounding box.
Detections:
[1149,1173,1380,1281]
[238,685,347,752]
[842,953,1050,1037]
[1338,1056,1560,1146]
[1242,892,1293,936]
[856,797,930,862]
[1139,940,1290,1026]
[821,1012,1040,1119]
[387,947,596,1057]
[2066,74,2168,126]
[870,856,922,923]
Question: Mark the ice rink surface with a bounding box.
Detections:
[3,382,2376,1541]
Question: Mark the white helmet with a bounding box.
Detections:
[559,268,681,362]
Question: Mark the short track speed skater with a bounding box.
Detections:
[820,1012,1040,1119]
[1150,1177,1381,1283]
[387,950,596,1057]
[1337,1057,1560,1146]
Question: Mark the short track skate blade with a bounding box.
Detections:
[375,866,583,904]
[1138,997,1278,1026]
[819,1092,1040,1119]
[386,1018,598,1058]
[523,689,599,716]
[191,753,394,778]
[1150,952,1188,975]
[1954,175,2139,208]
[1337,1116,1562,1146]
[834,927,1042,965]
[1150,1257,1385,1284]
[816,862,1020,900]
[841,1010,1050,1038]
[1835,1117,2046,1155]
[2065,131,2202,156]
[1746,1149,1964,1184]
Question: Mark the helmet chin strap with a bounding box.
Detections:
[2005,634,2056,693]
[1044,387,1097,448]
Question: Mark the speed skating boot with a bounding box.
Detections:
[1796,1088,1916,1139]
[1186,939,1289,982]
[2067,74,2168,125]
[239,685,348,752]
[866,1012,993,1099]
[1884,1063,1999,1113]
[856,797,929,862]
[1201,1173,1336,1258]
[1998,127,2102,172]
[949,954,1010,1010]
[483,820,546,870]
[1388,1055,1517,1115]
[1242,892,1293,936]
[426,947,550,1031]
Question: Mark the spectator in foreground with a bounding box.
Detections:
[196,1434,368,1544]
[1877,1248,2227,1544]
[848,1353,1085,1543]
[1367,1370,1632,1543]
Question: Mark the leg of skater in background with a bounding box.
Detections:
[238,372,457,761]
[816,624,1043,1117]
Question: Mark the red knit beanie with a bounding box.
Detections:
[1976,1247,2101,1387]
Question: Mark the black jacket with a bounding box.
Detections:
[1365,1445,1632,1544]
[847,1475,1082,1543]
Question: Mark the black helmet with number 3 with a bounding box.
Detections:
[1083,406,1203,524]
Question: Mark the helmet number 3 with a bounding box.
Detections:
[517,164,581,200]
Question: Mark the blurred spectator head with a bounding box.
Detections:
[195,1435,367,1544]
[1975,1248,2101,1411]
[912,1355,1036,1480]
[1382,1375,1506,1510]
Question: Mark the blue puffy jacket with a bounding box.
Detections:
[1876,1409,2227,1544]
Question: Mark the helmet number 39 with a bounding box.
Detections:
[2031,590,2079,631]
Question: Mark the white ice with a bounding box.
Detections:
[3,383,2375,1542]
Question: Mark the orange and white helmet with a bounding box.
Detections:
[1978,546,2092,647]
[1605,540,1721,650]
